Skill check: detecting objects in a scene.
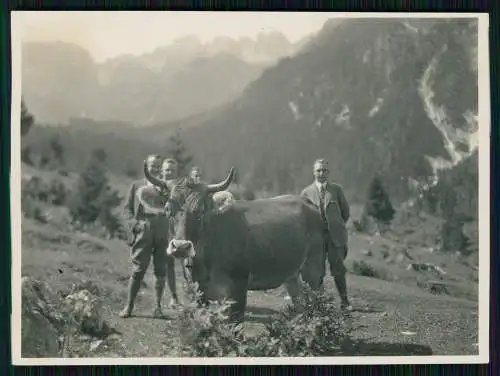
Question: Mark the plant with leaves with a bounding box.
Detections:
[176,281,244,357]
[177,281,351,357]
[256,285,351,356]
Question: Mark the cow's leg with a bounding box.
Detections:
[227,274,249,324]
[301,236,326,292]
[165,256,180,308]
[209,270,249,323]
[284,273,302,305]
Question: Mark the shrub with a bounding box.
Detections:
[63,285,105,336]
[255,286,352,357]
[177,281,243,357]
[21,196,48,223]
[47,179,68,206]
[351,260,387,280]
[176,282,351,357]
[22,176,48,202]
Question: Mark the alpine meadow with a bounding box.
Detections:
[13,13,488,364]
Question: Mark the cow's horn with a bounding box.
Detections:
[206,167,236,193]
[143,159,169,190]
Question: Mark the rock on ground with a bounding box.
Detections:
[21,277,64,357]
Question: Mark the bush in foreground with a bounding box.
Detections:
[21,277,111,358]
[176,281,351,357]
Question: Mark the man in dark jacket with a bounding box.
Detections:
[301,158,352,311]
[119,154,175,318]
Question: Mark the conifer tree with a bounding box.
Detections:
[21,98,35,164]
[49,135,65,166]
[21,98,34,137]
[68,148,120,229]
[364,176,395,225]
[165,128,193,176]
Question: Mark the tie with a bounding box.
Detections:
[318,184,327,225]
[320,184,326,201]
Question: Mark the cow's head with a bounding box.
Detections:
[143,160,236,281]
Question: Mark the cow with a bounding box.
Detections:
[140,161,325,322]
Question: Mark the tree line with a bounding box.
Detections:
[21,99,476,255]
[20,99,195,239]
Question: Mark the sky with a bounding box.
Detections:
[14,11,336,62]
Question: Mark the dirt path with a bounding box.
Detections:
[89,269,478,358]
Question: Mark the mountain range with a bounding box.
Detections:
[22,31,310,126]
[22,17,479,213]
[129,17,477,205]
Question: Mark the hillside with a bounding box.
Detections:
[19,152,480,358]
[140,18,478,204]
[20,187,479,357]
[21,31,306,126]
[21,124,160,178]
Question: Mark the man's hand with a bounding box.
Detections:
[164,201,175,217]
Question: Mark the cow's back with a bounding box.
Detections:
[233,195,323,290]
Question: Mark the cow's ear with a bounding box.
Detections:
[211,191,235,215]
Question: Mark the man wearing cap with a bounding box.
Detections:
[301,158,352,311]
[189,166,202,184]
[120,154,172,318]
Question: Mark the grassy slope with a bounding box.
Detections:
[21,195,479,357]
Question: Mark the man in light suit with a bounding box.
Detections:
[301,158,352,311]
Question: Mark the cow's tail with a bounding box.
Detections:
[301,200,325,290]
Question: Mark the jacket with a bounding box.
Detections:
[301,181,350,246]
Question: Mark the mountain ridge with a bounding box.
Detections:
[22,17,479,211]
[22,30,311,126]
[156,17,479,203]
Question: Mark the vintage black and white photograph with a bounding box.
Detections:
[10,11,490,365]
